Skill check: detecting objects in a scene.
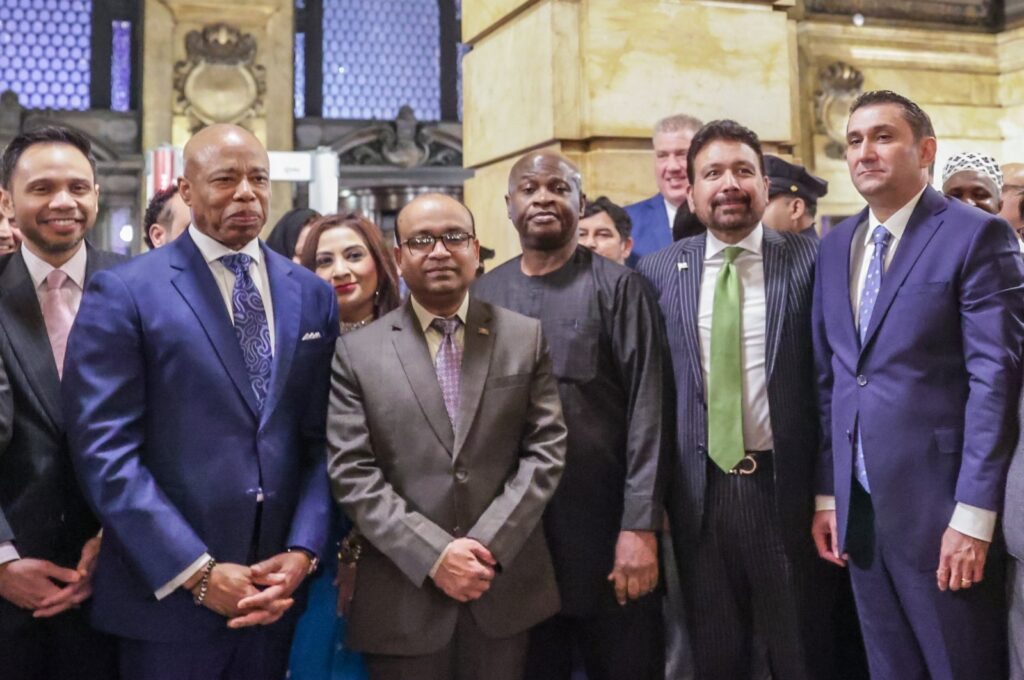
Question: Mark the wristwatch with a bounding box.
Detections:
[287,547,319,575]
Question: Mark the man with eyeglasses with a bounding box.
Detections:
[473,152,671,680]
[326,193,567,680]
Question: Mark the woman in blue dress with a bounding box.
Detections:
[287,212,402,680]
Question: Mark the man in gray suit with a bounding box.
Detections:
[327,193,567,679]
[1006,407,1024,679]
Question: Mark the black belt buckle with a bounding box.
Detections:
[727,453,758,476]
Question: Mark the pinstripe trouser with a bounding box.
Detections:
[677,456,823,680]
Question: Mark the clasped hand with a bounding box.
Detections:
[192,551,311,629]
[0,534,102,618]
[431,538,497,603]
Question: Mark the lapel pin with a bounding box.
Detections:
[478,327,490,336]
[677,262,689,271]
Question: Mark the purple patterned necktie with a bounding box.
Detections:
[220,253,272,409]
[854,224,891,492]
[430,317,463,425]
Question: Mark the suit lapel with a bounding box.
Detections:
[170,234,260,418]
[260,245,300,426]
[762,229,789,382]
[839,212,867,354]
[860,188,946,353]
[392,302,455,454]
[675,235,706,397]
[0,252,62,429]
[453,300,494,458]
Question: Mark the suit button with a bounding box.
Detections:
[846,430,854,443]
[455,469,468,482]
[696,446,706,455]
[856,374,868,386]
[453,526,462,535]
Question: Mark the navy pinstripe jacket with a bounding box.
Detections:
[637,228,820,554]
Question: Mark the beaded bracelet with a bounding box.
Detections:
[192,558,217,607]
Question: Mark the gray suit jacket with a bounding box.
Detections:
[327,298,567,656]
[1004,392,1024,561]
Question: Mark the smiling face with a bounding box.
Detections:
[687,139,768,240]
[845,103,934,212]
[0,142,98,265]
[179,125,270,250]
[505,152,585,252]
[654,128,696,207]
[314,225,380,323]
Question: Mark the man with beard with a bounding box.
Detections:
[626,113,704,262]
[0,126,124,679]
[637,120,829,679]
[473,151,671,680]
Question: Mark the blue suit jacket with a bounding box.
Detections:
[63,232,339,642]
[813,186,1024,568]
[625,193,672,263]
[638,228,820,553]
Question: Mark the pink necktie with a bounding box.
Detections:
[41,270,74,378]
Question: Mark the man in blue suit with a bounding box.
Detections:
[625,113,703,263]
[63,124,339,679]
[811,90,1024,679]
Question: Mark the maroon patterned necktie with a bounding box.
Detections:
[430,317,463,425]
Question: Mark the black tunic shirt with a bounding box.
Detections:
[473,246,671,615]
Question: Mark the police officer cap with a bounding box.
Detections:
[764,155,828,207]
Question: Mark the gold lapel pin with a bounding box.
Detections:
[678,262,688,271]
[478,327,490,335]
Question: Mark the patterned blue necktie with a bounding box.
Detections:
[220,253,272,409]
[854,225,891,492]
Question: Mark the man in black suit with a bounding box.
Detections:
[638,120,830,679]
[0,126,124,679]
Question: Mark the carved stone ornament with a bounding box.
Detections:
[331,106,463,168]
[815,61,864,160]
[173,24,267,132]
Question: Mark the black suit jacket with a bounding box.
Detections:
[0,245,125,632]
[637,229,820,555]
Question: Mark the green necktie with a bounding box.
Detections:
[708,246,745,472]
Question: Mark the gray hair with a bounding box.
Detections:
[653,113,704,138]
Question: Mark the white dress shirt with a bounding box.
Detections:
[409,293,470,578]
[0,244,88,565]
[155,226,277,600]
[665,198,679,235]
[698,224,774,452]
[816,187,997,542]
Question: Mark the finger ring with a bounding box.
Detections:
[961,578,972,586]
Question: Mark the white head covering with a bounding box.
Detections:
[942,152,1003,190]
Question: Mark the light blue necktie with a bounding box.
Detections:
[220,253,272,409]
[854,225,891,492]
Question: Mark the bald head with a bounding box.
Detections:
[506,151,585,254]
[396,193,475,242]
[178,124,271,250]
[1000,162,1024,230]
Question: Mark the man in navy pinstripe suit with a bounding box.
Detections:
[638,120,830,679]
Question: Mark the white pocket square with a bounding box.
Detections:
[301,331,322,341]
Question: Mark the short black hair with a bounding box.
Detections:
[1,125,97,189]
[582,195,632,240]
[686,119,764,185]
[849,90,935,141]
[143,186,180,250]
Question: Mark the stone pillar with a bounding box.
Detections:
[461,0,799,265]
[141,0,294,231]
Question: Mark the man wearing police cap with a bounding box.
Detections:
[761,155,828,240]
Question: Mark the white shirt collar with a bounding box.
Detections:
[21,241,88,291]
[410,293,470,333]
[705,223,764,260]
[865,185,927,245]
[188,224,263,265]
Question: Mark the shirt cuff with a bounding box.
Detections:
[0,541,19,566]
[155,553,212,601]
[428,542,454,580]
[949,502,997,542]
[815,495,837,512]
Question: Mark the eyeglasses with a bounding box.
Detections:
[400,231,476,254]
